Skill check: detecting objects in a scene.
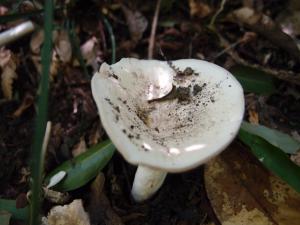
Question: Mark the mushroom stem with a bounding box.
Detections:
[131,165,167,202]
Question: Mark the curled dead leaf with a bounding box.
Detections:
[0,48,18,100]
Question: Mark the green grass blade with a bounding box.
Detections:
[241,122,300,154]
[238,129,300,193]
[103,17,116,64]
[0,199,29,221]
[68,27,90,79]
[45,140,115,191]
[30,1,53,225]
[230,65,276,95]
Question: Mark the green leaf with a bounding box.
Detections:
[241,122,300,154]
[0,199,29,221]
[238,129,300,193]
[0,211,11,225]
[230,65,276,95]
[45,140,115,192]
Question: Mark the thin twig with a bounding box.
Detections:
[208,0,227,30]
[0,21,35,46]
[148,0,162,59]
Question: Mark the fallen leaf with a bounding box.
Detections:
[43,199,90,225]
[54,30,72,63]
[248,109,259,124]
[87,173,124,225]
[30,30,44,54]
[80,36,100,68]
[88,123,103,146]
[0,48,11,67]
[72,136,87,157]
[189,0,212,18]
[30,30,59,78]
[121,4,148,43]
[0,48,18,100]
[205,143,300,225]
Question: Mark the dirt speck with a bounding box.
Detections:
[193,84,202,96]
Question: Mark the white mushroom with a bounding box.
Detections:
[91,58,244,201]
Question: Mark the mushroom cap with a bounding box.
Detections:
[92,58,244,172]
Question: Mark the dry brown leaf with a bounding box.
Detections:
[72,136,87,157]
[189,0,212,18]
[121,4,148,43]
[205,143,300,225]
[55,30,72,63]
[0,48,18,100]
[248,109,259,124]
[30,30,60,78]
[87,173,124,225]
[1,66,17,100]
[30,30,44,54]
[0,48,11,67]
[88,123,103,146]
[43,199,90,225]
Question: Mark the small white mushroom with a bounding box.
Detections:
[91,58,244,201]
